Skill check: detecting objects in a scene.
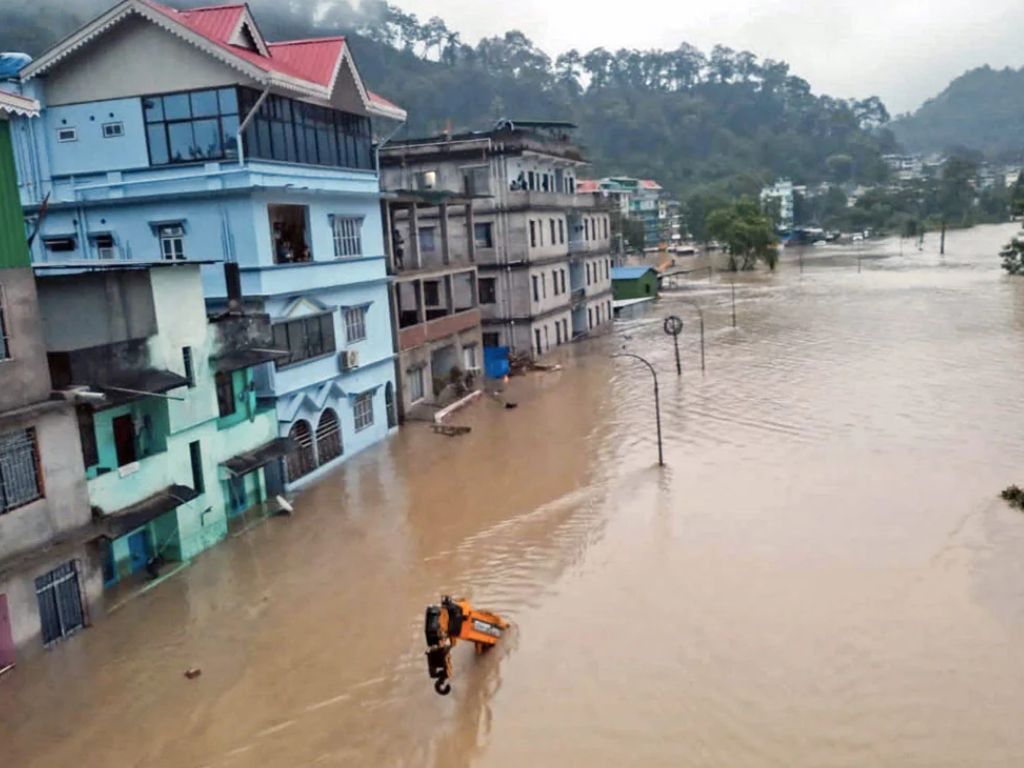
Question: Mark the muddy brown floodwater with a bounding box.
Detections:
[4,224,1024,767]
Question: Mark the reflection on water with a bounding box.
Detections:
[3,224,1024,767]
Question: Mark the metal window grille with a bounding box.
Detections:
[0,428,42,514]
[344,307,367,343]
[35,561,84,646]
[315,409,343,465]
[332,216,363,257]
[354,393,374,431]
[0,285,9,361]
[286,420,317,480]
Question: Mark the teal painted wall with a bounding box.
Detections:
[84,266,280,583]
[0,122,28,269]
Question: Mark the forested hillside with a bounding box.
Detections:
[3,0,898,202]
[890,66,1024,159]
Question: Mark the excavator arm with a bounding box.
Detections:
[424,596,508,695]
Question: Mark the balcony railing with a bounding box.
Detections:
[398,308,481,351]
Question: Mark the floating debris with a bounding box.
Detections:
[184,668,202,680]
[1000,485,1024,510]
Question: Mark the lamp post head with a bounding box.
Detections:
[663,315,684,336]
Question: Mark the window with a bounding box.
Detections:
[344,306,367,343]
[158,224,185,261]
[478,277,496,304]
[605,260,610,280]
[89,233,116,259]
[483,332,500,347]
[558,219,565,244]
[534,328,542,355]
[418,226,436,253]
[541,273,547,299]
[414,170,438,190]
[604,218,609,239]
[409,366,425,402]
[57,127,77,143]
[111,414,136,468]
[35,562,84,647]
[238,87,372,170]
[143,87,239,165]
[76,405,98,468]
[464,344,478,370]
[286,420,316,480]
[354,392,374,431]
[272,313,337,368]
[331,215,363,258]
[182,347,195,387]
[561,270,567,293]
[43,236,76,253]
[463,165,491,196]
[530,220,537,248]
[215,371,236,418]
[102,122,124,138]
[528,171,535,190]
[589,308,594,329]
[316,409,342,465]
[549,219,556,244]
[423,281,441,307]
[474,222,494,248]
[555,323,562,344]
[0,285,9,361]
[189,440,205,495]
[563,319,569,340]
[269,205,310,264]
[586,263,592,285]
[532,275,539,302]
[585,219,590,241]
[0,428,42,513]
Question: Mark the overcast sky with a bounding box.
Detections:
[390,0,1024,114]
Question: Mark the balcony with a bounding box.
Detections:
[571,287,586,307]
[507,190,599,210]
[398,309,481,351]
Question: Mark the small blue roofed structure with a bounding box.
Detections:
[611,266,659,302]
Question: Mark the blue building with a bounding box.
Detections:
[9,0,406,486]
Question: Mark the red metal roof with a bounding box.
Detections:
[639,179,663,190]
[141,2,345,90]
[576,180,599,193]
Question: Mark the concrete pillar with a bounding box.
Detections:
[382,200,394,274]
[445,274,454,315]
[466,202,476,264]
[410,204,421,269]
[439,203,450,266]
[416,279,426,324]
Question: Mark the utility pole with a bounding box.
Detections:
[612,353,664,467]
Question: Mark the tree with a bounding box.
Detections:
[1001,238,1024,275]
[707,198,779,271]
[825,154,854,183]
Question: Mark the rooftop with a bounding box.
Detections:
[611,266,656,280]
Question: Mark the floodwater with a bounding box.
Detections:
[4,223,1024,767]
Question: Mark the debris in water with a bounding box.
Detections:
[184,668,202,680]
[432,424,471,437]
[1000,485,1024,510]
[504,402,518,410]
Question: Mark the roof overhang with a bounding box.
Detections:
[0,90,40,118]
[221,437,293,477]
[94,484,199,539]
[20,0,405,120]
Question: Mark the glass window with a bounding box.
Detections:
[354,393,374,431]
[192,118,221,159]
[463,344,478,370]
[218,88,238,114]
[143,97,163,122]
[216,371,236,418]
[344,306,367,343]
[158,224,185,260]
[409,366,425,402]
[478,277,496,304]
[163,93,191,121]
[272,313,337,369]
[167,122,195,162]
[190,90,219,118]
[418,227,436,253]
[474,222,494,248]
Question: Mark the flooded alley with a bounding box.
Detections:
[4,223,1024,767]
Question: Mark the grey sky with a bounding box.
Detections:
[391,0,1024,114]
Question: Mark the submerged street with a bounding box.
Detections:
[4,224,1024,767]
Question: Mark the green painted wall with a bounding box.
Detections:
[0,121,29,269]
[612,272,659,301]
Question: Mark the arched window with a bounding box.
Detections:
[286,420,316,481]
[316,409,342,466]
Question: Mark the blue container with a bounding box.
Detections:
[484,346,510,380]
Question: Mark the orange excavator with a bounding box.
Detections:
[424,596,509,696]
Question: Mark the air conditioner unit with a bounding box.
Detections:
[415,170,438,191]
[339,349,360,371]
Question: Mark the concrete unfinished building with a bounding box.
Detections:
[380,120,614,358]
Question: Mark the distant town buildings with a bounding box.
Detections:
[381,120,614,359]
[578,177,680,249]
[759,179,796,230]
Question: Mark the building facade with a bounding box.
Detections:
[0,91,99,666]
[579,177,671,249]
[36,262,288,588]
[383,192,482,421]
[381,121,614,358]
[760,179,796,230]
[9,0,405,486]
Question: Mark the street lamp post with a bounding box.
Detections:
[675,301,706,375]
[663,315,684,376]
[612,353,664,467]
